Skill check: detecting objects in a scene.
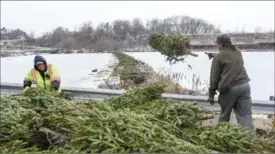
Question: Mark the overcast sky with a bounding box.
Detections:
[1,1,274,36]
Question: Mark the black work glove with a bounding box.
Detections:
[207,97,215,105]
[207,92,216,105]
[204,52,215,60]
[52,80,60,91]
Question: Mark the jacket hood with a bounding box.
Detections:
[34,55,48,72]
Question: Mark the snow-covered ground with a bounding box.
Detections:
[1,53,117,88]
[126,51,275,101]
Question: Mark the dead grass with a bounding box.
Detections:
[150,67,209,95]
[148,73,189,94]
[271,117,275,131]
[109,52,209,95]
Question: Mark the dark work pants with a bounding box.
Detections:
[218,82,254,130]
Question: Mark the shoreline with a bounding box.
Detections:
[99,52,207,96]
[1,32,274,57]
[1,48,274,58]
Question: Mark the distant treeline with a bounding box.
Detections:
[2,15,223,51]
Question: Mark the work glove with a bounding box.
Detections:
[207,97,215,105]
[52,81,60,91]
[207,93,216,105]
[204,52,215,60]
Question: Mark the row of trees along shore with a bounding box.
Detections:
[1,15,272,52]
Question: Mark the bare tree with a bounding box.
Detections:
[131,18,146,38]
[9,14,222,51]
[255,26,263,33]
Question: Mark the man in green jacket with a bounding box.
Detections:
[207,34,254,130]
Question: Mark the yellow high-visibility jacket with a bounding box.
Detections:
[24,64,61,94]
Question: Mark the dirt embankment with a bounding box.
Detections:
[98,52,207,95]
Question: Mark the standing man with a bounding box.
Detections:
[23,55,61,94]
[207,34,254,130]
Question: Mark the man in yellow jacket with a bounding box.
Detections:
[23,55,61,94]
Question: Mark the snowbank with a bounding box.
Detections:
[1,53,117,88]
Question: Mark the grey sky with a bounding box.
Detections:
[1,1,274,36]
